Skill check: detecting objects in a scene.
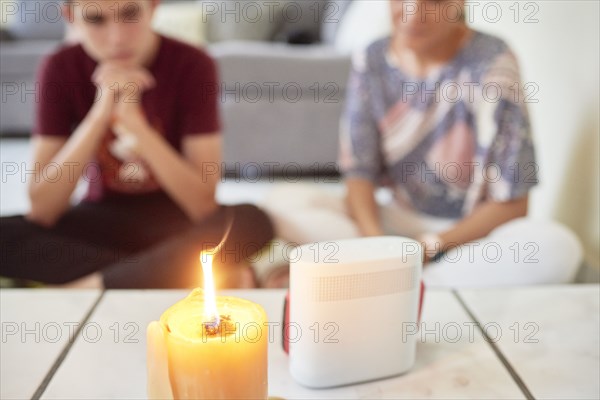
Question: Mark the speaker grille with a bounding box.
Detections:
[310,267,417,302]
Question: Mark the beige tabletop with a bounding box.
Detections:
[1,285,598,399]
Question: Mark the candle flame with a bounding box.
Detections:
[199,211,234,328]
[200,252,220,326]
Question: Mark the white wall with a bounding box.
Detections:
[469,1,600,273]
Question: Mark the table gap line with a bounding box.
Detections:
[452,289,536,400]
[31,289,106,400]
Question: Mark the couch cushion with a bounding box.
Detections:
[4,0,65,40]
[220,99,344,175]
[0,40,59,75]
[0,28,14,41]
[152,1,207,47]
[208,40,350,89]
[207,40,351,176]
[205,0,280,42]
[271,0,327,44]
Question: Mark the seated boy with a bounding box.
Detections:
[0,0,273,288]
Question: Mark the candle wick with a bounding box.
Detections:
[202,315,235,338]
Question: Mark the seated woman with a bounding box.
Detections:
[263,0,582,287]
[0,0,273,289]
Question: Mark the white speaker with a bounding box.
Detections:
[287,236,423,388]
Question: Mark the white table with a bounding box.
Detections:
[1,286,598,399]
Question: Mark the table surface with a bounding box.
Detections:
[1,285,598,400]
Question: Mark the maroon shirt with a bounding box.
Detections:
[34,35,220,201]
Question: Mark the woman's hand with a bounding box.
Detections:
[416,197,528,265]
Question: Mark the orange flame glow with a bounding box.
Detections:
[199,213,233,327]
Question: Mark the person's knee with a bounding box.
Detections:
[41,271,87,286]
[496,218,584,283]
[231,203,269,220]
[261,265,290,288]
[519,219,583,259]
[230,204,274,237]
[539,220,583,280]
[212,261,257,289]
[425,219,584,287]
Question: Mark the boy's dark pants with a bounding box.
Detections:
[0,193,274,288]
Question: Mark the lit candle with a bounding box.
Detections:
[147,250,268,399]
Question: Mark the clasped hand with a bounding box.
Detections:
[92,62,157,154]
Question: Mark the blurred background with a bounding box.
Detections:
[0,0,598,281]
